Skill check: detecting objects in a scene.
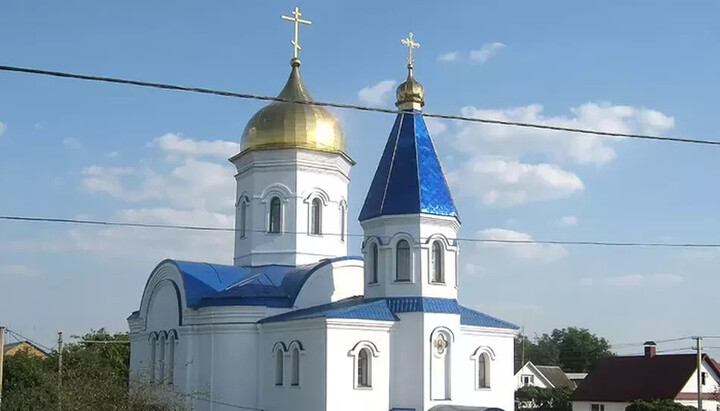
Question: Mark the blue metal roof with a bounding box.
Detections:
[161,257,362,309]
[359,110,459,222]
[260,296,518,330]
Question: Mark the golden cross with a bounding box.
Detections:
[401,32,420,65]
[281,7,312,60]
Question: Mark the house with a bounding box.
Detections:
[3,340,48,358]
[565,372,588,388]
[515,361,576,389]
[572,342,720,411]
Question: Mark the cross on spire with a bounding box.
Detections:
[281,6,312,63]
[401,32,420,67]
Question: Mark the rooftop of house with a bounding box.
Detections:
[572,353,720,402]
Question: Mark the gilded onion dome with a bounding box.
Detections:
[240,59,346,155]
[395,63,425,109]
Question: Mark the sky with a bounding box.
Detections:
[1,1,719,355]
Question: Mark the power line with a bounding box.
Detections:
[4,328,53,353]
[1,64,719,147]
[3,214,720,249]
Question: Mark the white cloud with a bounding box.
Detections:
[63,137,82,149]
[438,51,460,62]
[581,273,684,288]
[425,118,448,136]
[474,228,568,263]
[447,158,584,207]
[0,122,6,136]
[0,264,40,278]
[559,216,578,226]
[148,133,238,159]
[453,103,674,166]
[469,42,506,64]
[105,151,120,158]
[358,80,397,106]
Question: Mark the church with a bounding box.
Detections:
[128,8,518,411]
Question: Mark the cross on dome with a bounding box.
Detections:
[401,32,420,67]
[281,6,312,66]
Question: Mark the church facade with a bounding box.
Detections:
[128,12,518,411]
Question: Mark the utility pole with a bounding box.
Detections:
[57,330,63,411]
[695,336,703,411]
[0,326,5,408]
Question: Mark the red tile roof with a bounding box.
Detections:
[572,354,720,402]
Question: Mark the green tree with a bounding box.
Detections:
[516,327,613,372]
[626,399,696,411]
[1,329,187,411]
[515,386,572,411]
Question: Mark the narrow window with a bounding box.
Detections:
[431,241,444,283]
[702,372,707,385]
[396,240,411,282]
[371,243,379,284]
[239,201,247,238]
[340,205,346,242]
[478,353,490,388]
[149,335,157,383]
[275,349,284,386]
[291,348,300,386]
[357,348,371,388]
[310,198,322,235]
[269,197,282,233]
[158,334,166,384]
[167,333,175,384]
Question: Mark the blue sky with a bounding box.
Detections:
[1,1,719,355]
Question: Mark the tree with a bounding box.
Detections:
[515,386,572,411]
[626,399,696,411]
[1,329,187,411]
[516,327,613,372]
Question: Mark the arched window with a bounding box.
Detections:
[310,198,322,235]
[291,348,300,386]
[157,333,166,384]
[269,197,282,233]
[396,239,411,282]
[340,204,346,242]
[167,332,176,384]
[370,243,379,284]
[357,348,371,388]
[239,200,247,238]
[431,241,444,283]
[275,348,284,386]
[149,333,157,383]
[478,353,490,388]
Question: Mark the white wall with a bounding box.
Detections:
[232,148,352,266]
[325,319,393,411]
[573,402,628,411]
[293,259,364,309]
[259,319,328,411]
[389,312,425,410]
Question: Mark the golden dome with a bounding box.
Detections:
[240,60,346,156]
[395,64,425,109]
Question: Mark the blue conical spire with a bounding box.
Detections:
[359,110,459,222]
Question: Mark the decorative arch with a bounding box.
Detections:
[148,331,159,341]
[348,340,380,357]
[260,183,292,203]
[363,238,382,285]
[271,341,288,354]
[470,346,497,361]
[139,261,186,329]
[393,233,415,283]
[288,340,304,387]
[167,329,179,340]
[235,192,251,207]
[301,187,330,205]
[423,233,452,247]
[288,340,305,352]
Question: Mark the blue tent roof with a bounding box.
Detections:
[162,257,362,309]
[359,110,458,222]
[260,296,518,330]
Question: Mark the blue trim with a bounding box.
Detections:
[260,297,517,330]
[359,111,459,222]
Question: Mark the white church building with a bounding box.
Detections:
[128,12,518,411]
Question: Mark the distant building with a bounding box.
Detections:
[572,342,720,411]
[515,361,576,390]
[565,372,588,388]
[3,341,48,358]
